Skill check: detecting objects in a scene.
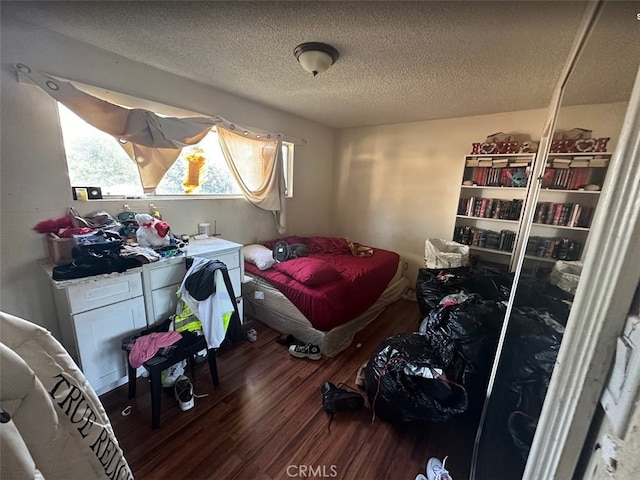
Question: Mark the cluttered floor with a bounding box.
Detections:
[101,299,481,480]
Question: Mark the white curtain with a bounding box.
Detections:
[16,64,219,192]
[217,127,287,234]
[16,63,301,227]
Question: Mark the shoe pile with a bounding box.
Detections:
[289,343,321,360]
[416,456,452,480]
[174,375,194,411]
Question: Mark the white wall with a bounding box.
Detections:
[0,15,629,353]
[334,102,628,285]
[0,18,335,336]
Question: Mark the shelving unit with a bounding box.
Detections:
[525,152,611,265]
[453,151,612,272]
[453,153,535,268]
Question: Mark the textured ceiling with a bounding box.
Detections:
[2,1,638,128]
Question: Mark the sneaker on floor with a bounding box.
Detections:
[289,343,321,360]
[161,360,185,387]
[426,456,452,480]
[415,475,427,480]
[174,375,194,411]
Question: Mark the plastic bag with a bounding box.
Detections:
[549,260,583,294]
[501,306,565,459]
[364,333,468,423]
[424,238,470,269]
[415,266,513,319]
[423,295,504,370]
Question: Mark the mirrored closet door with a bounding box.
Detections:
[471,2,640,479]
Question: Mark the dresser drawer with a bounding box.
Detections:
[147,260,186,291]
[191,250,240,271]
[67,271,143,314]
[150,283,181,324]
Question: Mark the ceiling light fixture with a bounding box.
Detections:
[293,42,339,77]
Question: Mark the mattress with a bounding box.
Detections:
[244,242,400,330]
[242,262,408,356]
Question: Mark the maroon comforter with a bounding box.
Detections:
[244,236,399,330]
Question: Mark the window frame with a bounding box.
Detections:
[56,93,294,199]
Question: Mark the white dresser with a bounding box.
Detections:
[47,237,244,395]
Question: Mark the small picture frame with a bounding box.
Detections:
[72,186,102,200]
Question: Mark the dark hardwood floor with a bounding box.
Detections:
[101,299,481,480]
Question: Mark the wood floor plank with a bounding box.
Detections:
[101,299,479,479]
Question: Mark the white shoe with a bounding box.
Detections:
[415,475,427,480]
[161,360,185,387]
[289,343,321,360]
[174,375,194,411]
[426,456,452,480]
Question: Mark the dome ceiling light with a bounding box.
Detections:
[293,42,339,77]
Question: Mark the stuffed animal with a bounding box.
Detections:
[135,213,170,248]
[519,141,538,153]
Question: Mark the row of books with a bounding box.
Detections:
[467,167,529,187]
[453,226,517,252]
[466,157,531,168]
[458,197,523,220]
[541,167,595,190]
[549,156,608,168]
[533,202,595,228]
[525,237,583,261]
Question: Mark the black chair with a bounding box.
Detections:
[122,325,218,429]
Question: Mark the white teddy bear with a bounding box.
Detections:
[135,213,170,248]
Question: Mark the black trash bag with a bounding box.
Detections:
[514,278,573,326]
[416,267,472,318]
[501,307,564,458]
[465,267,514,303]
[509,307,564,382]
[364,333,468,423]
[425,294,505,369]
[416,267,513,319]
[508,411,538,460]
[424,295,507,408]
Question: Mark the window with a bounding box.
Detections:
[58,104,293,197]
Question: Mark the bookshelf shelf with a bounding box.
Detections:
[540,189,600,195]
[460,186,527,191]
[524,255,557,264]
[457,215,519,224]
[466,153,534,159]
[532,223,590,232]
[469,246,512,256]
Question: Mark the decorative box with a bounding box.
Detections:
[46,233,74,264]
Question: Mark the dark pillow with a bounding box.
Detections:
[274,257,342,286]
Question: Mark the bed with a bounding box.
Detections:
[241,236,408,356]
